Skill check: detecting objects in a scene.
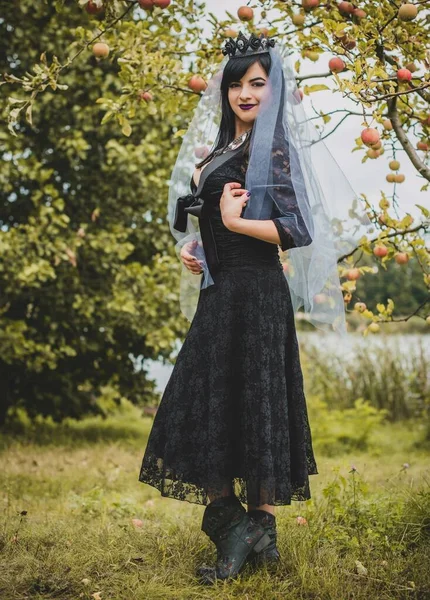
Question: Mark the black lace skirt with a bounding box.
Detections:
[138,264,318,506]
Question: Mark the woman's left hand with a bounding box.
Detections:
[220,182,249,231]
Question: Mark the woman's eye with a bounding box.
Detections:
[229,83,265,88]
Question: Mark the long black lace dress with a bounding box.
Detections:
[138,147,318,507]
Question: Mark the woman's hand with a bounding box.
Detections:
[180,239,204,275]
[220,182,250,231]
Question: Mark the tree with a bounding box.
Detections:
[0,0,204,424]
[0,0,429,422]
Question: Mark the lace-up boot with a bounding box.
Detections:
[196,495,271,584]
[245,509,280,570]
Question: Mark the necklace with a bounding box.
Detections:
[213,129,251,157]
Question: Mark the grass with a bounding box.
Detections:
[1,406,429,600]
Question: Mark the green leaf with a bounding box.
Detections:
[304,84,330,94]
[122,120,132,137]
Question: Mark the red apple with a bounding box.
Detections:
[92,42,109,58]
[338,1,354,15]
[397,68,412,82]
[188,75,207,93]
[194,146,209,159]
[346,268,361,280]
[417,141,429,151]
[293,88,304,103]
[85,1,103,14]
[138,90,153,102]
[395,252,409,264]
[373,245,388,258]
[353,8,366,19]
[238,6,254,20]
[154,0,171,6]
[361,127,380,147]
[138,0,154,8]
[302,0,319,10]
[329,57,346,73]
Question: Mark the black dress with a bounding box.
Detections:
[138,148,318,507]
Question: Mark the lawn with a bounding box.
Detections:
[1,407,429,600]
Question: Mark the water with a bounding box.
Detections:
[146,333,429,394]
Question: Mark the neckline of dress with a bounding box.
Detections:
[191,142,246,189]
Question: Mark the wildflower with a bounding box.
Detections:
[349,465,358,473]
[402,462,410,470]
[296,516,308,525]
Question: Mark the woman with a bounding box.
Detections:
[139,32,370,584]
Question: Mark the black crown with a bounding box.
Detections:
[222,31,276,59]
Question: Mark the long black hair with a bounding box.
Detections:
[195,53,272,169]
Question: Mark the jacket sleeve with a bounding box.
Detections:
[269,146,313,251]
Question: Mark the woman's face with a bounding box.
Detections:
[227,61,269,127]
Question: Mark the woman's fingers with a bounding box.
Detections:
[180,250,203,274]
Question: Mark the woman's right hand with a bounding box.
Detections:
[180,240,204,275]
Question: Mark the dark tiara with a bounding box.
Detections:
[222,31,276,60]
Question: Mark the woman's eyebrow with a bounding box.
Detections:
[230,76,267,83]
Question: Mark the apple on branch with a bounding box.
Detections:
[238,6,254,21]
[373,245,388,258]
[92,42,109,58]
[188,75,207,93]
[395,252,409,264]
[398,3,418,21]
[329,57,346,73]
[361,127,380,147]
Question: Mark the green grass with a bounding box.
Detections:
[1,407,429,599]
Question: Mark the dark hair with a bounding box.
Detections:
[195,53,272,169]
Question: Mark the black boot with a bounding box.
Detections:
[196,495,271,584]
[245,509,281,571]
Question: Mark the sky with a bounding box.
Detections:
[199,0,429,222]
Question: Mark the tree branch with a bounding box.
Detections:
[387,95,430,181]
